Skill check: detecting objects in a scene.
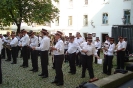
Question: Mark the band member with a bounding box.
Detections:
[80,37,99,82]
[74,32,85,67]
[4,32,12,61]
[51,31,64,86]
[0,36,3,84]
[103,37,115,75]
[10,32,18,64]
[64,36,69,62]
[123,37,129,62]
[29,30,38,72]
[20,29,30,68]
[33,29,50,78]
[0,34,5,59]
[94,37,101,64]
[66,36,79,74]
[116,36,126,69]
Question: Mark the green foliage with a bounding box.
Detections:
[0,0,59,32]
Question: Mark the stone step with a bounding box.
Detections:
[93,71,133,88]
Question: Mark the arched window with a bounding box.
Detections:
[102,13,108,24]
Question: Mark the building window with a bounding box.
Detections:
[55,17,59,26]
[102,13,108,24]
[85,0,88,5]
[68,16,72,26]
[83,15,88,26]
[69,0,73,8]
[124,10,130,24]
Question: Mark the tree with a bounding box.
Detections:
[0,0,59,33]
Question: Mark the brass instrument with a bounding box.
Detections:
[3,42,12,51]
[3,36,12,50]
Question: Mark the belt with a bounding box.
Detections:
[68,52,76,55]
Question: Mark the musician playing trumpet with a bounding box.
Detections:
[4,32,12,61]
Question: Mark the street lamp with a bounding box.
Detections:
[122,16,126,25]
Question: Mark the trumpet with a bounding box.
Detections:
[3,42,12,51]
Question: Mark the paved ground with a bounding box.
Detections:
[0,53,118,88]
[118,79,133,88]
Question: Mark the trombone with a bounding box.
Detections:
[3,42,12,51]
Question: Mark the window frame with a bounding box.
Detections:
[102,13,109,25]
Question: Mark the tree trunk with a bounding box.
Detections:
[16,23,21,33]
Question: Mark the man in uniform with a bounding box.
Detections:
[0,34,5,59]
[29,30,38,72]
[51,31,64,86]
[4,32,12,61]
[20,29,30,68]
[94,37,101,64]
[33,29,50,78]
[10,32,18,64]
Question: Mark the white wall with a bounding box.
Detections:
[51,0,132,41]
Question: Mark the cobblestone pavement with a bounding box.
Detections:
[0,54,117,88]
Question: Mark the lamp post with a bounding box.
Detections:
[122,16,126,25]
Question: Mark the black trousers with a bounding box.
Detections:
[103,55,113,74]
[95,49,100,63]
[68,53,76,73]
[76,52,81,66]
[1,48,5,58]
[40,51,48,76]
[117,51,125,69]
[16,46,21,58]
[81,55,94,79]
[0,55,2,84]
[31,50,38,70]
[22,46,28,67]
[11,47,17,63]
[54,55,64,83]
[6,47,11,60]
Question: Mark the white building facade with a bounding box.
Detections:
[51,0,133,42]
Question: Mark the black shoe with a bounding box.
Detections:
[33,70,38,72]
[56,83,64,86]
[23,66,28,68]
[11,62,16,64]
[20,65,24,67]
[51,80,58,84]
[68,71,72,73]
[38,74,44,76]
[29,69,34,71]
[107,73,111,75]
[5,59,10,61]
[42,75,48,78]
[71,72,76,75]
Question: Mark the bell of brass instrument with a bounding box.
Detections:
[3,42,12,50]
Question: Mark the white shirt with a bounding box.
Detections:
[1,36,5,44]
[107,43,115,56]
[103,40,110,54]
[80,42,97,56]
[94,41,101,49]
[64,41,69,49]
[67,41,79,54]
[53,38,64,55]
[10,37,18,47]
[35,36,50,51]
[123,41,127,51]
[117,41,126,51]
[0,38,3,54]
[30,35,38,48]
[21,34,29,47]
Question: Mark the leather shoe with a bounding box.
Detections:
[29,69,34,71]
[68,71,72,73]
[56,83,64,86]
[51,80,58,84]
[33,70,38,72]
[11,62,16,64]
[42,75,48,78]
[23,66,28,68]
[38,74,44,76]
